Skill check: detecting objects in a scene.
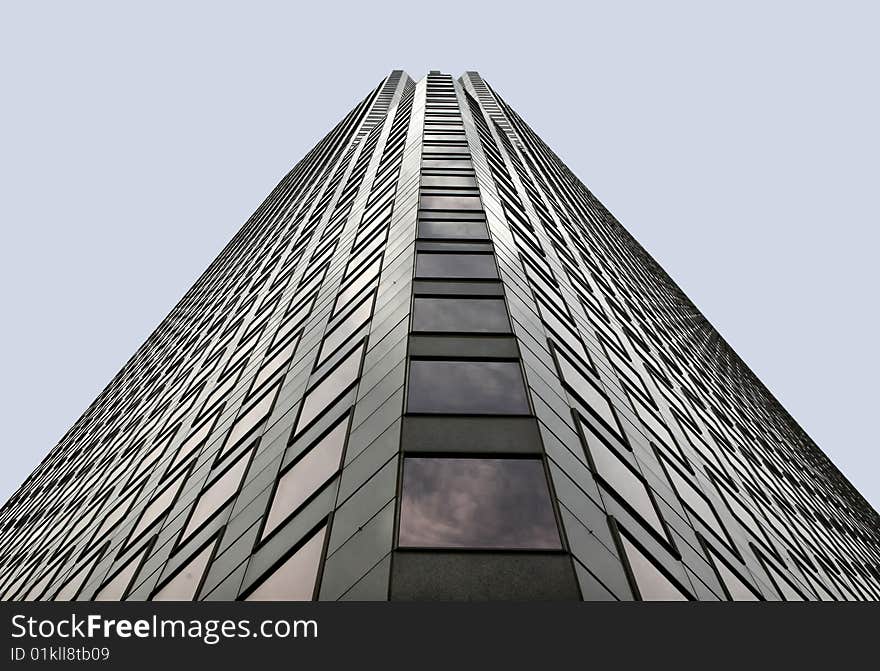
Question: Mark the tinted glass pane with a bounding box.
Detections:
[181,450,250,541]
[539,302,589,362]
[421,158,472,170]
[407,360,529,414]
[709,549,760,601]
[222,382,281,455]
[295,344,364,433]
[620,534,689,601]
[419,195,483,210]
[245,526,326,601]
[582,420,666,539]
[318,294,373,362]
[94,491,135,539]
[415,253,498,279]
[421,175,477,189]
[418,220,489,239]
[252,334,298,391]
[55,559,96,601]
[556,352,619,432]
[171,409,220,470]
[94,546,148,601]
[664,461,731,544]
[152,541,214,601]
[412,298,510,333]
[128,473,186,543]
[335,257,381,311]
[262,419,348,539]
[399,457,561,549]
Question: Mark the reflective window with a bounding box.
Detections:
[222,382,281,456]
[581,419,667,541]
[706,544,760,601]
[335,258,381,313]
[129,432,172,482]
[419,195,483,210]
[760,556,806,601]
[412,297,510,333]
[619,533,689,601]
[663,457,734,549]
[93,490,136,540]
[55,553,102,601]
[295,344,364,434]
[170,408,222,471]
[422,158,472,170]
[180,449,251,543]
[398,457,560,549]
[555,349,620,434]
[630,393,681,458]
[421,175,477,189]
[538,300,588,363]
[245,526,326,601]
[262,418,348,540]
[93,545,149,601]
[347,229,386,271]
[415,252,498,279]
[252,333,299,391]
[199,365,243,418]
[418,220,489,239]
[152,541,214,601]
[407,360,529,414]
[128,471,186,544]
[318,293,374,362]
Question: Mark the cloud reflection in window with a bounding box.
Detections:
[399,457,561,549]
[407,360,530,414]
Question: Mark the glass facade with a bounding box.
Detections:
[0,69,877,602]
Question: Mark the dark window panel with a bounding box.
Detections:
[407,360,530,415]
[415,253,499,279]
[418,195,484,211]
[152,540,215,601]
[245,526,326,601]
[418,220,489,239]
[180,448,252,543]
[295,343,364,434]
[412,297,511,333]
[262,418,348,540]
[581,418,668,541]
[619,532,689,601]
[399,457,561,549]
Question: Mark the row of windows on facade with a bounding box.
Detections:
[125,87,420,600]
[0,79,387,552]
[482,76,844,576]
[50,78,422,601]
[499,129,880,592]
[0,78,416,599]
[482,85,880,600]
[411,79,834,600]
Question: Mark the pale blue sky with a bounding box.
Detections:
[0,1,877,508]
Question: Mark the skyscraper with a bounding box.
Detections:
[1,70,877,602]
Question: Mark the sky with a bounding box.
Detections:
[0,1,877,509]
